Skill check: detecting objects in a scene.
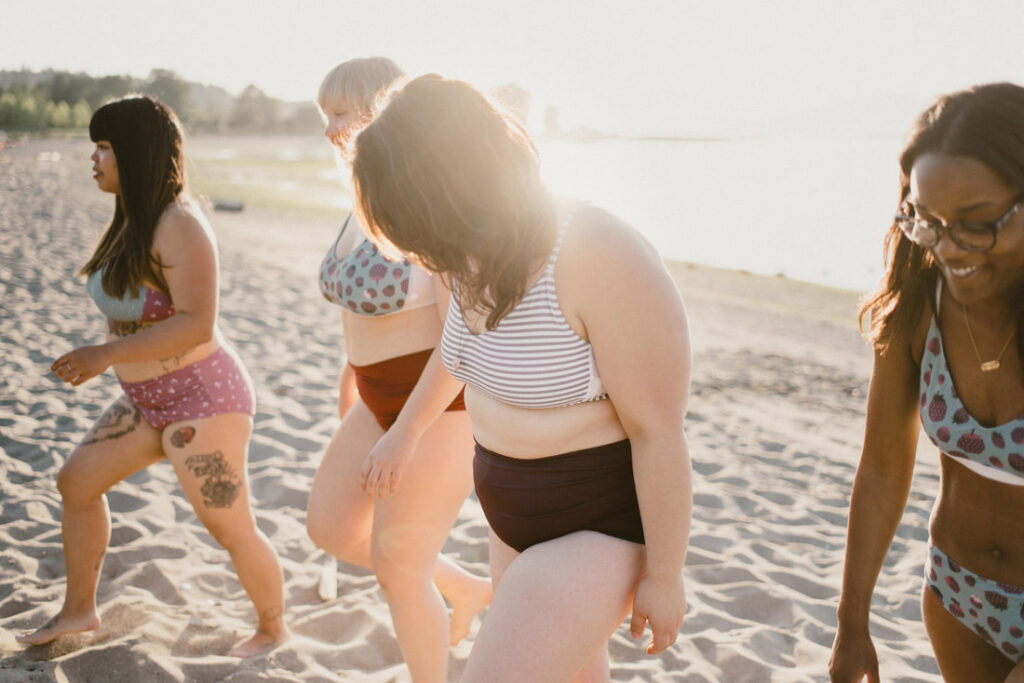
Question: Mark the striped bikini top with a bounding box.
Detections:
[919,283,1024,485]
[440,205,608,409]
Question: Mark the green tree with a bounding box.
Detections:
[0,92,19,128]
[88,75,133,108]
[17,94,40,130]
[45,100,72,128]
[229,84,278,131]
[47,72,92,107]
[71,99,92,128]
[143,69,190,118]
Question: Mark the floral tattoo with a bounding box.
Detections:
[184,451,241,508]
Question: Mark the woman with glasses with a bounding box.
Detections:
[351,74,692,682]
[830,83,1024,682]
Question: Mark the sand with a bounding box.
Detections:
[0,137,942,681]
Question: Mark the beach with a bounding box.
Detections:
[0,137,942,681]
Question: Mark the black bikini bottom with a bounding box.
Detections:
[473,438,645,553]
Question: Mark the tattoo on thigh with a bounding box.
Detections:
[170,426,196,448]
[184,451,241,508]
[82,400,142,445]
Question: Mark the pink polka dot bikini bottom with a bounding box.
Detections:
[925,540,1024,661]
[118,347,255,430]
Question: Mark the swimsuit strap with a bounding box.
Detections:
[328,214,353,258]
[543,202,581,274]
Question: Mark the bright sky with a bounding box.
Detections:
[6,0,1024,137]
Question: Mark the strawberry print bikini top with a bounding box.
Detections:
[318,215,435,317]
[919,285,1024,485]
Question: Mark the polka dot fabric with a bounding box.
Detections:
[119,348,255,430]
[919,316,1024,478]
[926,542,1024,661]
[318,217,414,317]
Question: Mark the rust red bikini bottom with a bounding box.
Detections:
[349,348,466,430]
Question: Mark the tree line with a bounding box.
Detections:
[0,69,322,134]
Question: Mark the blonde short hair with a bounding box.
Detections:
[316,57,405,116]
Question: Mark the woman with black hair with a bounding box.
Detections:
[831,83,1024,682]
[16,95,289,657]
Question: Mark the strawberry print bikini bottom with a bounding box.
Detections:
[925,540,1024,661]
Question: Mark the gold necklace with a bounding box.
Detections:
[962,301,1016,372]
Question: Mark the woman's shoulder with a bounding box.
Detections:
[561,202,660,270]
[154,198,215,248]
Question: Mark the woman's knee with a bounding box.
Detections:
[307,508,367,563]
[198,511,262,553]
[305,509,335,553]
[370,534,432,597]
[56,454,106,505]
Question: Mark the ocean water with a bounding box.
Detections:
[538,135,903,293]
[194,133,905,293]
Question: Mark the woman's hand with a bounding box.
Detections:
[828,626,880,683]
[360,428,420,498]
[630,573,686,655]
[52,345,113,386]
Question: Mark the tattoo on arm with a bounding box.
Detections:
[110,320,147,337]
[184,451,241,508]
[82,400,142,445]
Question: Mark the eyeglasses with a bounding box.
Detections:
[895,197,1024,252]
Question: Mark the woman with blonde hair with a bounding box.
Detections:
[305,58,491,682]
[352,74,692,682]
[16,95,288,657]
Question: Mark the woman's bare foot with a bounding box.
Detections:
[16,610,101,646]
[449,577,493,645]
[227,624,291,658]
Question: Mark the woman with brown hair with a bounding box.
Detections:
[830,83,1024,682]
[352,74,692,682]
[16,95,288,657]
[304,58,491,683]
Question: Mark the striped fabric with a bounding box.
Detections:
[440,207,608,409]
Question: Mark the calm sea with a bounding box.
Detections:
[194,133,905,293]
[538,135,903,293]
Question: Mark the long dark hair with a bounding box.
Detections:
[861,82,1024,356]
[352,74,556,330]
[81,95,186,296]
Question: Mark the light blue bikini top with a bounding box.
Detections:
[919,286,1024,485]
[318,214,435,316]
[86,270,175,323]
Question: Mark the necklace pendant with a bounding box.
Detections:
[980,360,1001,372]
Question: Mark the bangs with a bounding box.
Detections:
[316,78,363,114]
[316,58,404,114]
[88,101,117,143]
